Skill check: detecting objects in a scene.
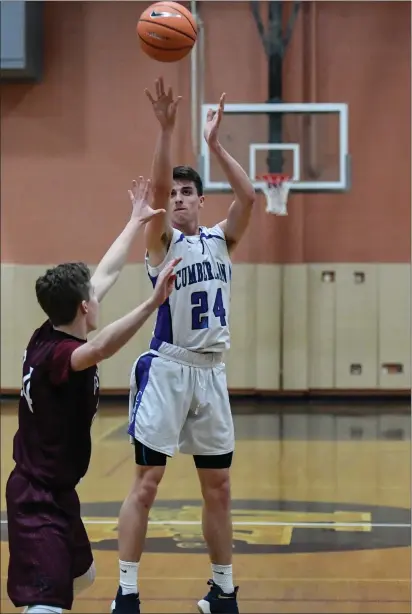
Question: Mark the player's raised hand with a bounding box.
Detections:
[128,177,166,225]
[152,257,182,306]
[145,77,182,131]
[204,93,225,148]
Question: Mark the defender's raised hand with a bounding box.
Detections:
[204,93,226,148]
[152,257,182,306]
[128,177,166,225]
[145,77,182,131]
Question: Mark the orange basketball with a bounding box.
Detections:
[137,1,197,63]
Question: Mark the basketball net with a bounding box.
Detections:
[259,174,292,216]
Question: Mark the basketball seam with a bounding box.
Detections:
[138,33,192,52]
[156,3,197,36]
[139,19,196,43]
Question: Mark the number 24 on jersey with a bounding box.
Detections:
[191,288,226,330]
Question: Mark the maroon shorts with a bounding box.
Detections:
[6,467,93,610]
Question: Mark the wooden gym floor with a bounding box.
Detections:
[1,399,411,613]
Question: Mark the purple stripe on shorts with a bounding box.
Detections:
[127,353,156,437]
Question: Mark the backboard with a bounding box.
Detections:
[200,103,350,193]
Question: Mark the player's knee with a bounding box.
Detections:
[134,466,164,509]
[73,561,96,595]
[199,468,231,510]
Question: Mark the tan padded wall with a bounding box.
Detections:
[1,263,409,393]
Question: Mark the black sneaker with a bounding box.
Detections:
[111,586,140,613]
[197,579,239,613]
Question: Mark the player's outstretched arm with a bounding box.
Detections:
[205,94,256,252]
[91,177,165,303]
[71,257,181,371]
[144,77,181,265]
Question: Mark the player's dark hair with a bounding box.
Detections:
[173,165,203,196]
[35,262,92,327]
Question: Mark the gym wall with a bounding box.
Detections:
[1,1,410,394]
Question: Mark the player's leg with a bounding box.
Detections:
[179,363,238,613]
[112,448,166,614]
[16,513,94,614]
[72,514,95,598]
[20,527,95,612]
[197,464,233,571]
[6,470,76,613]
[112,353,190,613]
[73,563,96,595]
[195,459,238,613]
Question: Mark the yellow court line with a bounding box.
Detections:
[93,418,128,444]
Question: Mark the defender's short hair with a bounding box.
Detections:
[35,262,91,326]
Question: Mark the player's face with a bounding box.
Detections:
[170,180,204,228]
[85,285,99,332]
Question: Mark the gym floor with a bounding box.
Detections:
[1,399,411,613]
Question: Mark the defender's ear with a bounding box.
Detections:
[79,300,88,315]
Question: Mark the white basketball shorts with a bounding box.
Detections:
[127,341,234,457]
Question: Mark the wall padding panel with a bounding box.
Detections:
[378,264,410,389]
[335,264,378,389]
[224,264,257,389]
[255,264,281,390]
[308,265,336,389]
[282,265,308,390]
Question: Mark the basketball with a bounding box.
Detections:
[137,1,197,63]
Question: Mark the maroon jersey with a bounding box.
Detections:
[13,320,99,490]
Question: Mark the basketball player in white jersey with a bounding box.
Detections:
[112,78,255,614]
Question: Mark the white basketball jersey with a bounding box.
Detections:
[146,224,232,353]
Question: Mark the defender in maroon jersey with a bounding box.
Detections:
[5,178,180,614]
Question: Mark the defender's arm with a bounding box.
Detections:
[91,178,164,302]
[91,218,142,303]
[72,258,181,371]
[71,298,156,370]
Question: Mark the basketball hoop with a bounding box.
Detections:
[258,174,292,216]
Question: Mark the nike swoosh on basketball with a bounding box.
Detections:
[150,10,182,18]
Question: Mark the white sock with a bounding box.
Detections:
[212,563,234,594]
[25,607,63,614]
[119,560,139,596]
